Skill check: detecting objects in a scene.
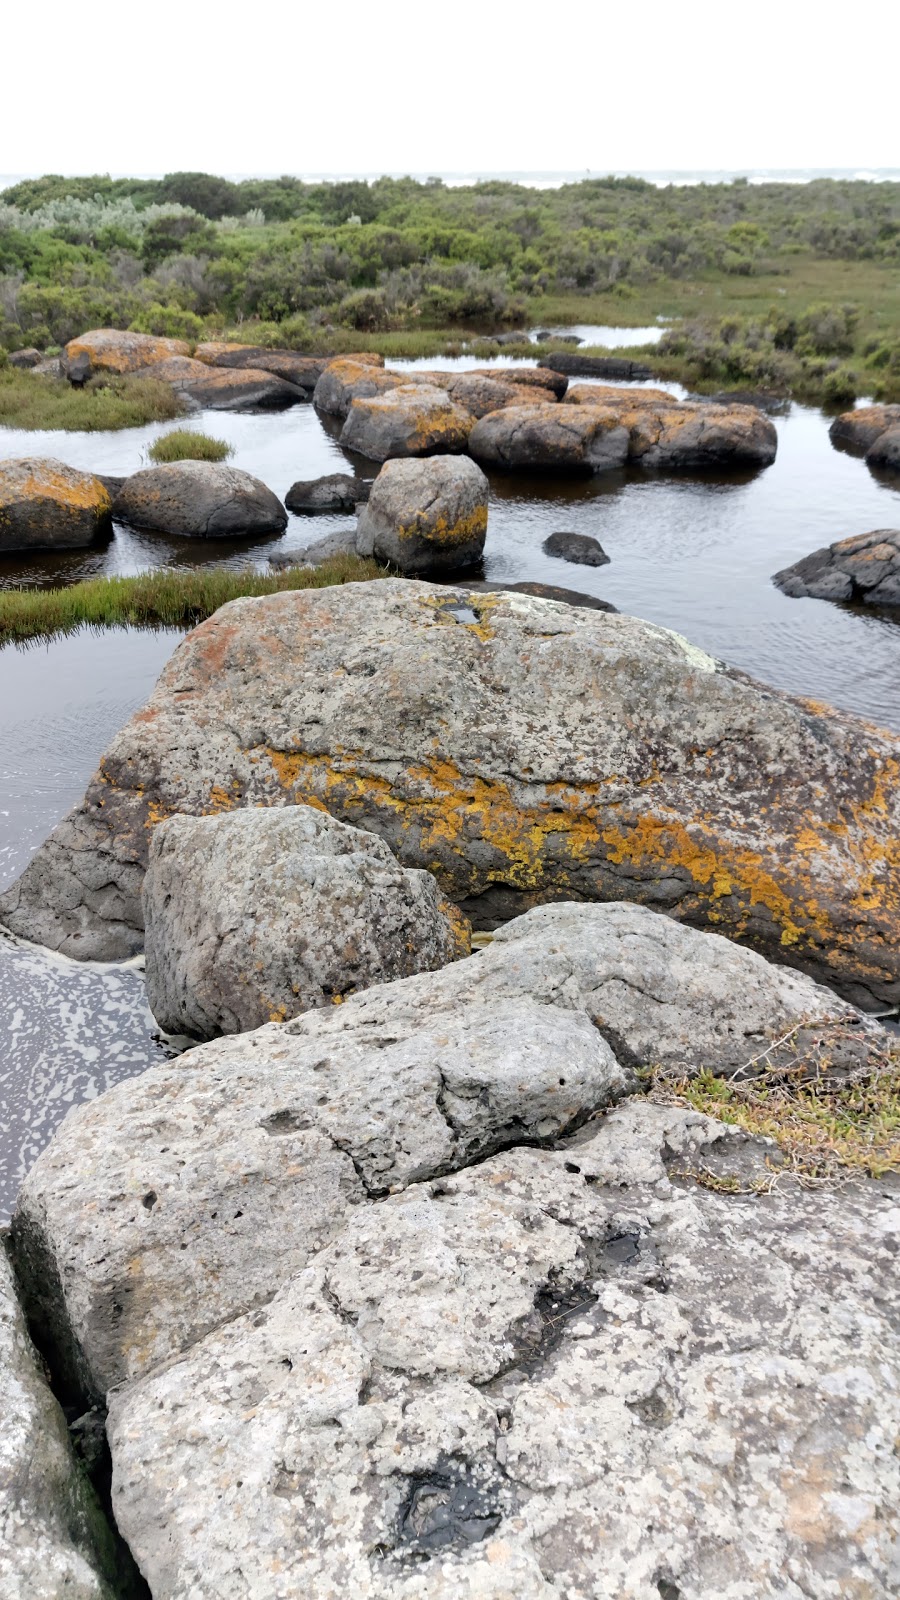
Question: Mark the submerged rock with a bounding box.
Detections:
[468,403,630,472]
[542,530,610,567]
[132,355,301,410]
[774,528,900,607]
[284,472,370,513]
[356,457,488,573]
[63,327,189,375]
[1,580,899,1009]
[143,805,470,1037]
[829,403,900,455]
[113,461,287,538]
[341,385,472,462]
[0,458,112,552]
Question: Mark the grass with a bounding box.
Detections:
[148,429,233,463]
[0,556,386,650]
[0,368,185,432]
[648,1015,900,1186]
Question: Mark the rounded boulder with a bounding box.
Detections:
[340,384,472,462]
[0,458,112,552]
[468,403,630,472]
[356,456,488,574]
[113,461,287,538]
[63,327,190,374]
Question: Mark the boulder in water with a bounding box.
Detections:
[774,528,900,607]
[468,403,630,472]
[113,461,287,538]
[341,384,472,462]
[284,473,370,513]
[0,458,112,552]
[543,530,610,567]
[829,403,900,455]
[356,456,488,573]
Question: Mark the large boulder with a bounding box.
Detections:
[829,403,900,455]
[312,357,405,418]
[143,805,470,1037]
[2,581,899,1009]
[132,355,302,410]
[356,457,488,573]
[192,344,330,392]
[104,1109,900,1600]
[471,365,569,399]
[112,461,287,538]
[0,459,112,552]
[774,528,900,607]
[7,347,42,369]
[626,401,777,471]
[63,328,189,375]
[284,473,370,513]
[468,403,630,472]
[0,1248,115,1598]
[341,385,472,461]
[866,425,900,473]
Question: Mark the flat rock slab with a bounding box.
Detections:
[2,580,899,1009]
[143,804,470,1037]
[193,345,328,391]
[356,456,488,573]
[113,460,286,537]
[774,528,900,607]
[470,365,569,399]
[106,1102,900,1598]
[0,459,112,552]
[132,355,302,410]
[540,352,654,380]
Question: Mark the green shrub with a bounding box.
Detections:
[821,366,859,406]
[795,302,859,358]
[148,429,232,463]
[130,303,204,341]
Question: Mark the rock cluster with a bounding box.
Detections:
[774,528,900,607]
[0,458,112,552]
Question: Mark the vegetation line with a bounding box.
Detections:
[0,556,386,649]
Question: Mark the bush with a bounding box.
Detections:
[821,366,859,406]
[148,429,232,463]
[795,303,859,358]
[130,303,205,341]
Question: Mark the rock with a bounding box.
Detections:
[356,457,488,573]
[192,344,330,392]
[706,387,790,415]
[444,374,557,418]
[132,355,302,410]
[461,580,617,612]
[0,1246,115,1598]
[341,385,473,462]
[491,329,529,345]
[284,473,371,513]
[95,474,126,499]
[143,805,470,1038]
[63,328,190,375]
[29,356,63,378]
[470,366,569,399]
[829,403,900,455]
[7,347,42,368]
[468,404,630,473]
[112,461,286,539]
[540,352,654,380]
[774,528,900,607]
[0,459,112,552]
[564,382,677,407]
[62,351,93,387]
[2,580,899,1009]
[542,531,610,567]
[627,401,777,471]
[313,358,409,418]
[272,529,360,568]
[13,988,624,1398]
[866,424,900,473]
[106,1101,900,1599]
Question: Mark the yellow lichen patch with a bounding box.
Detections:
[397,506,488,548]
[0,459,111,515]
[65,329,190,374]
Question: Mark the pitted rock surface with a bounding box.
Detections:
[143,804,470,1037]
[356,456,488,573]
[106,1103,900,1599]
[63,327,190,374]
[0,458,112,552]
[341,384,472,461]
[2,580,898,1008]
[774,528,900,607]
[112,460,287,537]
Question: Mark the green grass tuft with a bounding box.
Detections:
[0,557,387,650]
[148,429,233,463]
[0,368,185,432]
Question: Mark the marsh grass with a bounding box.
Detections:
[148,429,233,463]
[0,369,185,432]
[0,557,386,649]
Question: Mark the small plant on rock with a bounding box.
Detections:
[148,430,233,464]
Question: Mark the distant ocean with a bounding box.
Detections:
[2,169,900,191]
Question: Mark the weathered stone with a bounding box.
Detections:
[866,425,900,473]
[192,344,329,391]
[0,458,112,552]
[7,347,41,369]
[628,402,778,471]
[112,461,286,538]
[774,528,900,608]
[272,528,360,567]
[461,580,617,612]
[542,530,609,567]
[312,357,405,418]
[540,352,653,380]
[444,373,557,418]
[356,457,488,573]
[63,328,189,374]
[829,403,900,455]
[143,805,470,1037]
[106,1102,900,1599]
[468,403,630,472]
[0,1248,114,1599]
[284,472,370,513]
[2,581,899,1008]
[132,355,302,410]
[564,382,677,407]
[13,992,624,1399]
[470,365,569,399]
[341,385,472,461]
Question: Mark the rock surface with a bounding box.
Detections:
[143,805,470,1037]
[461,580,617,612]
[273,528,359,567]
[106,1101,900,1599]
[829,403,900,455]
[540,352,654,380]
[627,401,777,471]
[774,528,900,607]
[470,365,569,399]
[341,384,472,461]
[312,357,403,418]
[356,457,488,573]
[0,1247,114,1599]
[7,347,42,369]
[193,344,329,391]
[63,328,189,374]
[469,404,630,472]
[444,373,557,418]
[564,382,677,407]
[0,458,112,552]
[542,530,610,567]
[866,424,900,473]
[284,472,370,513]
[113,461,287,538]
[132,355,301,410]
[2,580,899,1008]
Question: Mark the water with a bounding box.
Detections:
[1,353,899,1217]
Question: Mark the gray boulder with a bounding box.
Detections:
[113,461,287,538]
[829,403,900,455]
[341,384,472,461]
[774,528,900,608]
[107,1102,900,1599]
[540,352,654,380]
[143,805,470,1038]
[444,373,558,418]
[0,459,112,552]
[470,365,569,399]
[468,403,630,472]
[271,528,360,568]
[284,473,370,513]
[0,1248,115,1599]
[193,344,330,392]
[356,457,488,574]
[627,401,777,471]
[132,355,303,411]
[543,530,610,566]
[7,347,42,368]
[312,357,404,418]
[867,425,900,473]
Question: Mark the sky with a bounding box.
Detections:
[2,0,897,179]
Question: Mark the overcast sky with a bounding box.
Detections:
[3,0,896,179]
